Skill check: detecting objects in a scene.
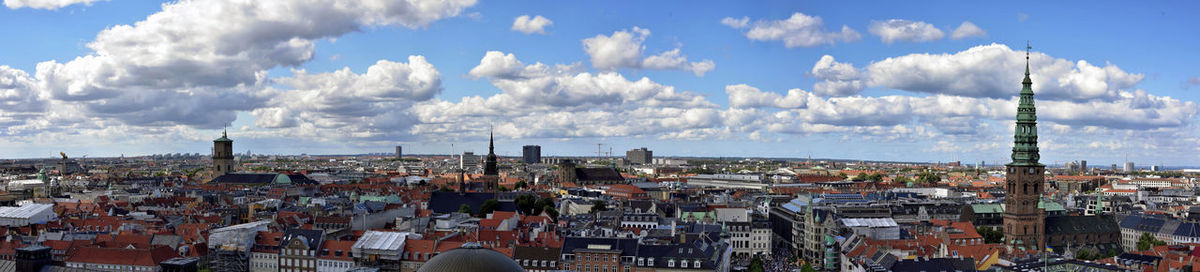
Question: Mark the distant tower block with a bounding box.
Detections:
[396,145,403,159]
[213,129,235,177]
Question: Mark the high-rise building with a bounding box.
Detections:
[1124,162,1135,172]
[1080,160,1088,173]
[522,145,541,164]
[395,145,402,159]
[213,129,235,177]
[625,147,652,165]
[1003,45,1046,249]
[460,152,479,169]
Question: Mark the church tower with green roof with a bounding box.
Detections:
[1003,43,1047,250]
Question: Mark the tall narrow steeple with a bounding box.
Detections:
[1009,42,1042,167]
[484,127,499,176]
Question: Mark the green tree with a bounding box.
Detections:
[457,204,472,214]
[916,171,941,184]
[853,173,868,181]
[976,226,1004,244]
[838,172,848,179]
[748,256,765,272]
[800,263,816,272]
[515,194,539,215]
[867,173,883,182]
[590,200,608,213]
[514,181,527,189]
[894,175,912,184]
[1137,232,1167,251]
[479,199,501,217]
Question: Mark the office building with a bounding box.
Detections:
[460,152,480,169]
[1124,162,1135,172]
[395,146,402,159]
[625,147,652,165]
[522,145,541,164]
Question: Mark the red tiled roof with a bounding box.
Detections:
[65,246,180,267]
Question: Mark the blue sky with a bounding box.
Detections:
[1,0,1198,167]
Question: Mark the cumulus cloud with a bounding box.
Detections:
[27,0,474,130]
[950,21,987,40]
[725,12,861,48]
[511,15,552,34]
[581,27,715,76]
[810,55,865,96]
[409,52,723,141]
[868,19,944,44]
[865,44,1143,101]
[256,56,441,138]
[3,0,100,10]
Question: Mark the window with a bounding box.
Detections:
[681,260,688,268]
[695,260,701,267]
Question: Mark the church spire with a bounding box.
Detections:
[1009,42,1042,166]
[489,126,494,154]
[484,126,499,176]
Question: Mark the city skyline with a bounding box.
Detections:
[2,1,1200,165]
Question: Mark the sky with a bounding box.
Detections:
[1,0,1199,167]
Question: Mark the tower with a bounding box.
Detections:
[213,129,235,177]
[1003,43,1046,250]
[484,129,499,176]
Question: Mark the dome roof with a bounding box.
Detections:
[416,243,525,272]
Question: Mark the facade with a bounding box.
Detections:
[395,146,402,160]
[625,147,652,165]
[514,246,560,272]
[460,152,479,169]
[213,130,236,177]
[522,145,541,164]
[1003,46,1046,250]
[728,220,772,258]
[279,229,325,272]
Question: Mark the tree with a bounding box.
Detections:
[894,176,912,184]
[977,226,1004,244]
[867,173,883,182]
[916,171,941,184]
[514,181,527,189]
[748,256,766,272]
[800,263,817,272]
[590,200,608,213]
[838,172,848,180]
[478,199,501,217]
[457,204,472,214]
[515,194,539,215]
[1137,232,1167,250]
[853,173,868,181]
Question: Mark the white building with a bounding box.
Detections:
[0,203,56,227]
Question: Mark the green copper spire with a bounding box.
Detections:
[1009,42,1042,166]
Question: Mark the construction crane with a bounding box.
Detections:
[59,152,68,160]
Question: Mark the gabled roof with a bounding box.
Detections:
[576,168,623,182]
[65,246,180,267]
[1045,215,1119,235]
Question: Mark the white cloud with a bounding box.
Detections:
[950,21,987,40]
[726,84,809,109]
[868,19,944,44]
[408,52,725,142]
[810,55,865,96]
[720,17,749,29]
[512,15,552,35]
[582,27,715,76]
[860,44,1144,101]
[28,0,475,129]
[3,0,100,10]
[730,12,861,48]
[260,56,441,135]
